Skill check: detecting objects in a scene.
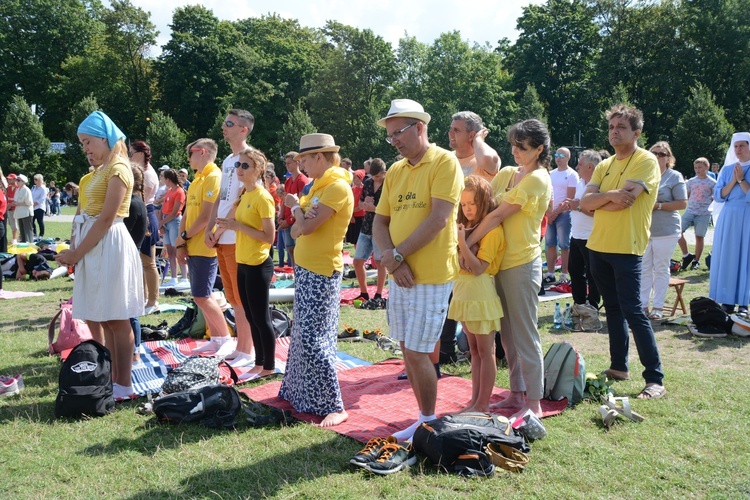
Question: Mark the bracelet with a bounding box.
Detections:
[291,205,301,214]
[658,203,662,210]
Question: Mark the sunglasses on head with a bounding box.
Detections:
[234,161,253,170]
[653,151,669,158]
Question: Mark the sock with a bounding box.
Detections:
[228,352,253,367]
[546,272,555,278]
[683,253,690,258]
[392,420,421,441]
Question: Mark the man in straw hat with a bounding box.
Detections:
[373,99,464,442]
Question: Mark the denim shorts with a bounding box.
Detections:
[187,256,218,298]
[545,210,572,250]
[681,212,710,237]
[353,232,382,261]
[280,227,295,248]
[163,217,181,246]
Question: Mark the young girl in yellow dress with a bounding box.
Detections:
[448,175,505,413]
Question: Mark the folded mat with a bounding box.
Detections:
[131,337,370,397]
[0,290,44,300]
[240,358,567,443]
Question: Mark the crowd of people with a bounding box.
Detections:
[0,100,747,449]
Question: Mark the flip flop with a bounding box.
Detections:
[599,405,619,429]
[637,384,667,400]
[603,394,645,422]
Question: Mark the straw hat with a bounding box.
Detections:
[17,174,28,183]
[377,99,431,128]
[294,134,340,160]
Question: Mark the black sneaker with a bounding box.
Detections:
[542,275,557,285]
[690,260,700,270]
[349,436,395,468]
[681,253,695,270]
[366,441,417,475]
[338,326,361,340]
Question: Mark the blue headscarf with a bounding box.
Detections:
[77,111,126,149]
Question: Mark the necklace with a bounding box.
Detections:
[603,150,637,189]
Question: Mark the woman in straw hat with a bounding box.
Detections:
[278,133,354,427]
[56,110,144,401]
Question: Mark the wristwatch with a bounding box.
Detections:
[392,248,404,263]
[180,230,189,241]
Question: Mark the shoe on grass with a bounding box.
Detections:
[681,253,695,270]
[0,378,20,398]
[365,441,417,475]
[338,326,361,340]
[542,274,557,285]
[362,329,384,342]
[690,260,700,270]
[350,436,396,468]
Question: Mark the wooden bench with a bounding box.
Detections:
[666,278,688,316]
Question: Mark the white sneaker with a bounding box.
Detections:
[164,278,179,288]
[179,278,190,284]
[144,304,160,315]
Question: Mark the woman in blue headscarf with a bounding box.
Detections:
[56,111,144,401]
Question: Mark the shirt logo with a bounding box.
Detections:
[207,190,214,197]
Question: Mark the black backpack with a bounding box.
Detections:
[413,412,530,477]
[152,384,242,429]
[690,297,733,334]
[55,340,115,418]
[270,305,291,338]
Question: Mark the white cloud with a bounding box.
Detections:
[119,0,545,54]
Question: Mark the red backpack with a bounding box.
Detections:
[48,298,93,355]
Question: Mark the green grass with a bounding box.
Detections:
[1,221,749,498]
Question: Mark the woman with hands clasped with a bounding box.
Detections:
[216,149,277,374]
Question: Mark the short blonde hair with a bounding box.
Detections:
[186,138,218,161]
[694,157,710,167]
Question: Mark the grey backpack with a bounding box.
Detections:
[543,342,586,406]
[161,356,234,394]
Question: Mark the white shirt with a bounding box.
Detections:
[216,153,243,245]
[549,167,579,210]
[143,165,159,205]
[570,177,594,240]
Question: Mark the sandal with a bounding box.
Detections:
[603,394,644,422]
[648,309,663,320]
[637,384,667,400]
[603,368,630,381]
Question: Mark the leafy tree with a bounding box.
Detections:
[277,103,317,164]
[393,34,428,101]
[61,95,100,183]
[308,22,397,164]
[0,96,52,178]
[498,84,549,166]
[157,6,241,138]
[0,0,96,138]
[146,111,187,170]
[509,0,600,146]
[672,84,734,176]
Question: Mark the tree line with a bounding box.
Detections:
[0,0,747,184]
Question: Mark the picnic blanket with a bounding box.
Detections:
[240,358,568,443]
[131,337,370,397]
[0,290,44,300]
[340,286,389,305]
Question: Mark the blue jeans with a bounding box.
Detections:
[129,317,141,352]
[589,250,664,385]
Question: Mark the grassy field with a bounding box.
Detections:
[0,216,748,498]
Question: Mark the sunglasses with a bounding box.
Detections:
[234,161,253,170]
[188,147,204,157]
[653,151,670,158]
[224,120,244,128]
[386,122,418,144]
[554,153,568,158]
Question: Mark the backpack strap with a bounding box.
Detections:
[544,344,573,397]
[47,307,64,354]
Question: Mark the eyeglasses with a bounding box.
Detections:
[234,161,252,170]
[385,122,418,144]
[653,151,670,158]
[554,153,568,158]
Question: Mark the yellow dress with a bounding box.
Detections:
[447,226,505,335]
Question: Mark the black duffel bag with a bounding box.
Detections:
[153,384,241,429]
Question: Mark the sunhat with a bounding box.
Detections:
[294,134,340,160]
[17,174,28,183]
[376,99,431,128]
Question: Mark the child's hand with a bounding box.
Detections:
[456,223,466,241]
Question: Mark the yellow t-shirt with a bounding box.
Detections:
[460,225,505,276]
[83,161,132,218]
[295,167,354,277]
[376,144,464,284]
[185,163,221,257]
[586,149,660,255]
[491,166,552,270]
[235,186,275,266]
[78,171,95,213]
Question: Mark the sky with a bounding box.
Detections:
[124,0,547,54]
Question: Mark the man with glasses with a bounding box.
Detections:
[201,109,257,358]
[448,111,500,182]
[581,104,665,400]
[544,147,578,285]
[373,99,463,444]
[280,151,308,268]
[173,138,232,353]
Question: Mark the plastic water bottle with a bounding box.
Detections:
[553,302,563,329]
[563,303,574,330]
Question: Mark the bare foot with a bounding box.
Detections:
[459,402,477,413]
[132,353,140,364]
[258,369,277,377]
[490,393,524,410]
[246,366,263,376]
[319,410,348,427]
[511,403,543,421]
